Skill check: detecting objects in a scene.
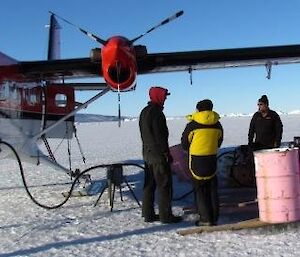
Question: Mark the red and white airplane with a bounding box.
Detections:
[1,10,300,177]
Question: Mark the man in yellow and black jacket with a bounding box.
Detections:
[181,99,223,226]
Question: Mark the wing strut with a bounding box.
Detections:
[188,67,193,85]
[265,61,272,79]
[33,88,110,140]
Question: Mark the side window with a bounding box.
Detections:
[0,84,8,101]
[10,84,21,103]
[55,93,67,107]
[24,87,41,106]
[29,93,37,105]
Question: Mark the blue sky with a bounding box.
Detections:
[1,0,300,117]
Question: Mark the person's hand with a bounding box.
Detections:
[164,153,173,163]
[274,142,280,148]
[168,153,174,164]
[248,142,254,151]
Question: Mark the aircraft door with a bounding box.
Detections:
[44,85,75,139]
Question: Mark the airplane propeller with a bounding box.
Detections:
[48,11,107,45]
[49,10,183,127]
[49,10,184,45]
[130,10,184,43]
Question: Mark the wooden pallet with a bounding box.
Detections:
[183,198,258,215]
[177,218,272,236]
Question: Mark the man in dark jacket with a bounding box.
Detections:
[139,86,182,224]
[181,99,223,226]
[248,95,283,150]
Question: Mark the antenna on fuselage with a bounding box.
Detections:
[130,10,184,43]
[49,11,107,45]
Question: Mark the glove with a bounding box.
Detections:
[248,142,255,151]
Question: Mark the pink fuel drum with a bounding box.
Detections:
[254,148,300,223]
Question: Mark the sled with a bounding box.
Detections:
[179,187,263,235]
[169,144,256,188]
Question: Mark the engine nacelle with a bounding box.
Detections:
[101,36,137,91]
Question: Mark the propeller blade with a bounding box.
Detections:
[49,11,107,45]
[131,10,184,43]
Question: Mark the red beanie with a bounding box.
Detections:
[149,86,170,106]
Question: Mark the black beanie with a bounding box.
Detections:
[196,99,213,111]
[258,95,269,106]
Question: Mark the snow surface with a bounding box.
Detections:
[1,115,300,257]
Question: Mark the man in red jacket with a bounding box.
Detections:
[139,86,182,224]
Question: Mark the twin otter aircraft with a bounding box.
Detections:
[1,10,300,178]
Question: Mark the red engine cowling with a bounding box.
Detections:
[101,36,137,91]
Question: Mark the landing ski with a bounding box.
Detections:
[62,180,103,197]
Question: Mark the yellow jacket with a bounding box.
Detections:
[181,110,223,180]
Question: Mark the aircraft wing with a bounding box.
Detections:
[6,43,300,83]
[137,44,300,74]
[19,58,102,81]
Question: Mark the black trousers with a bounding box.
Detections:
[142,161,173,220]
[193,176,219,224]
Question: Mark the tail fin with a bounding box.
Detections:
[47,14,61,60]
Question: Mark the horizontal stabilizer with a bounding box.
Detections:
[0,52,18,65]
